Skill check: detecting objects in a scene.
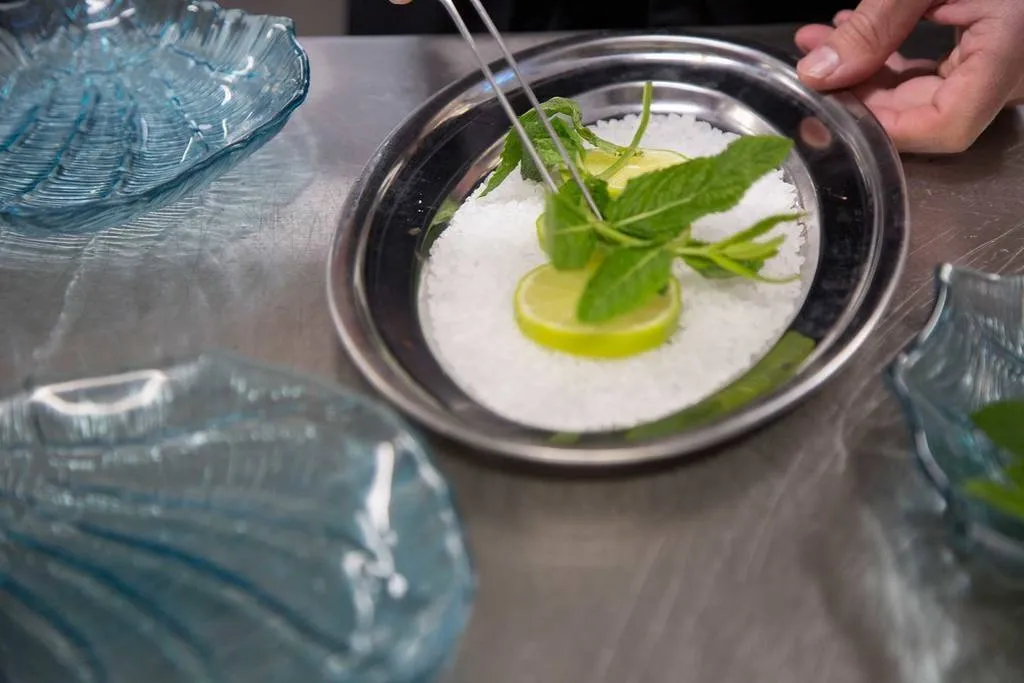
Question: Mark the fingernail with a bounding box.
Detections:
[798,45,840,79]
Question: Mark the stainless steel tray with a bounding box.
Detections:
[328,31,908,468]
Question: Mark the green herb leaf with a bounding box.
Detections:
[970,399,1024,458]
[544,181,602,270]
[481,101,585,195]
[607,135,794,241]
[540,97,627,154]
[716,212,803,249]
[520,117,585,183]
[703,253,770,280]
[671,212,800,281]
[577,247,674,323]
[680,252,765,280]
[482,132,523,195]
[1007,460,1024,487]
[719,236,786,262]
[584,176,612,215]
[963,479,1024,520]
[482,96,632,196]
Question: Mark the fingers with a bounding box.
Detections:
[795,22,935,83]
[794,24,834,55]
[882,45,1017,152]
[927,0,986,25]
[833,9,855,24]
[938,45,962,79]
[390,0,413,4]
[793,11,849,54]
[796,0,936,90]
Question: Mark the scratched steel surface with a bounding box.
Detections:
[3,26,1024,683]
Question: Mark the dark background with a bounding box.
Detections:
[347,0,854,34]
[219,1,856,36]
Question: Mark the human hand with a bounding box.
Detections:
[795,0,1024,153]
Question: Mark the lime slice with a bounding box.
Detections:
[514,263,682,358]
[582,148,687,195]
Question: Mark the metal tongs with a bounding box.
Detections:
[436,0,605,221]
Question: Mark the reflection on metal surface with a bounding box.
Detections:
[799,116,834,150]
[626,331,816,440]
[328,31,909,467]
[0,117,317,390]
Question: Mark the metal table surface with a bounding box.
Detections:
[3,24,1024,683]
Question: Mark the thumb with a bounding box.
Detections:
[796,0,935,90]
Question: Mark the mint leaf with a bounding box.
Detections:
[481,101,584,195]
[962,399,1024,522]
[577,247,674,323]
[481,96,631,196]
[716,212,803,249]
[537,97,627,155]
[520,117,584,183]
[608,135,794,241]
[482,131,522,195]
[719,236,786,262]
[544,181,601,270]
[963,479,1024,520]
[681,251,764,280]
[673,213,797,280]
[583,176,612,215]
[1008,460,1024,487]
[971,399,1024,458]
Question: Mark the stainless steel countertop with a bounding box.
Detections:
[3,26,1024,683]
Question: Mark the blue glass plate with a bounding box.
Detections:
[0,352,475,682]
[887,264,1024,566]
[0,0,310,233]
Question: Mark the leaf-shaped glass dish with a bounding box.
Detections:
[0,353,475,683]
[887,264,1024,565]
[0,0,310,233]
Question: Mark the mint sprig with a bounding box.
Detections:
[484,83,801,324]
[672,213,802,284]
[482,97,628,196]
[607,136,793,241]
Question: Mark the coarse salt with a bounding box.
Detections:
[419,113,807,433]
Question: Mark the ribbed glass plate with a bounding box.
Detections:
[0,352,475,683]
[888,264,1024,566]
[0,0,310,233]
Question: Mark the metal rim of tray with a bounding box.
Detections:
[327,30,909,468]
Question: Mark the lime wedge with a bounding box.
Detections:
[514,263,681,358]
[582,148,687,195]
